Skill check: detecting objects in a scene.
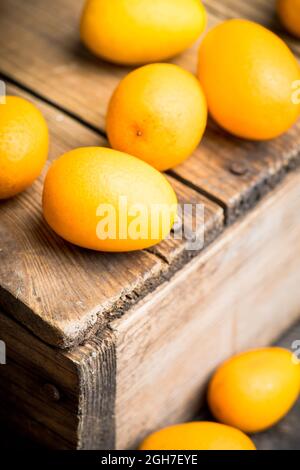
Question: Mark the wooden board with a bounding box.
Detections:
[1,170,300,450]
[114,169,300,450]
[0,84,222,348]
[0,312,116,449]
[0,0,300,450]
[1,0,299,224]
[0,0,204,129]
[172,120,300,223]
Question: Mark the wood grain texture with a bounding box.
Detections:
[150,175,223,266]
[1,169,300,450]
[1,0,299,223]
[0,84,163,348]
[0,0,204,129]
[0,312,117,449]
[199,321,300,450]
[0,312,79,449]
[252,322,300,450]
[0,84,222,348]
[69,330,117,450]
[2,320,300,450]
[113,170,300,450]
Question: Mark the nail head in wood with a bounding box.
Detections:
[230,161,249,176]
[42,383,61,402]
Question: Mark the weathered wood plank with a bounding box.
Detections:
[113,169,300,450]
[0,84,222,348]
[0,311,117,449]
[0,84,163,348]
[0,0,203,129]
[68,331,117,450]
[172,119,300,222]
[1,0,299,223]
[172,0,300,222]
[1,169,300,450]
[2,320,300,450]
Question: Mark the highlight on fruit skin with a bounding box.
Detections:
[0,96,49,200]
[208,347,300,434]
[198,19,300,141]
[139,422,256,450]
[42,147,178,252]
[80,0,207,65]
[277,0,300,38]
[106,63,207,171]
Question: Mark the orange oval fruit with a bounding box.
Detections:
[0,96,49,199]
[107,63,207,171]
[208,347,300,434]
[139,422,256,450]
[80,0,206,65]
[277,0,300,38]
[198,19,300,140]
[43,147,177,252]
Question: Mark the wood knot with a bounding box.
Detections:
[42,383,61,402]
[229,161,249,176]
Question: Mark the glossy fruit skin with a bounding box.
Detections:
[0,96,49,199]
[208,347,300,434]
[107,64,207,171]
[139,422,256,450]
[277,0,300,38]
[42,147,177,252]
[80,0,206,65]
[198,19,300,140]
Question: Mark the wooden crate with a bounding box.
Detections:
[0,0,300,449]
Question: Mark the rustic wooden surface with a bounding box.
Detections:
[1,0,300,347]
[1,319,300,451]
[0,311,117,449]
[206,0,300,58]
[1,0,300,451]
[1,170,300,450]
[113,170,300,449]
[0,84,223,348]
[1,0,299,224]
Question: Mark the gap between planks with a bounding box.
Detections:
[0,81,223,349]
[0,71,227,222]
[1,0,299,224]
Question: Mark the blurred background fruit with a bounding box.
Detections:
[208,348,300,433]
[0,96,48,199]
[198,19,300,140]
[139,422,256,450]
[107,63,207,171]
[43,147,178,252]
[277,0,300,38]
[80,0,206,65]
